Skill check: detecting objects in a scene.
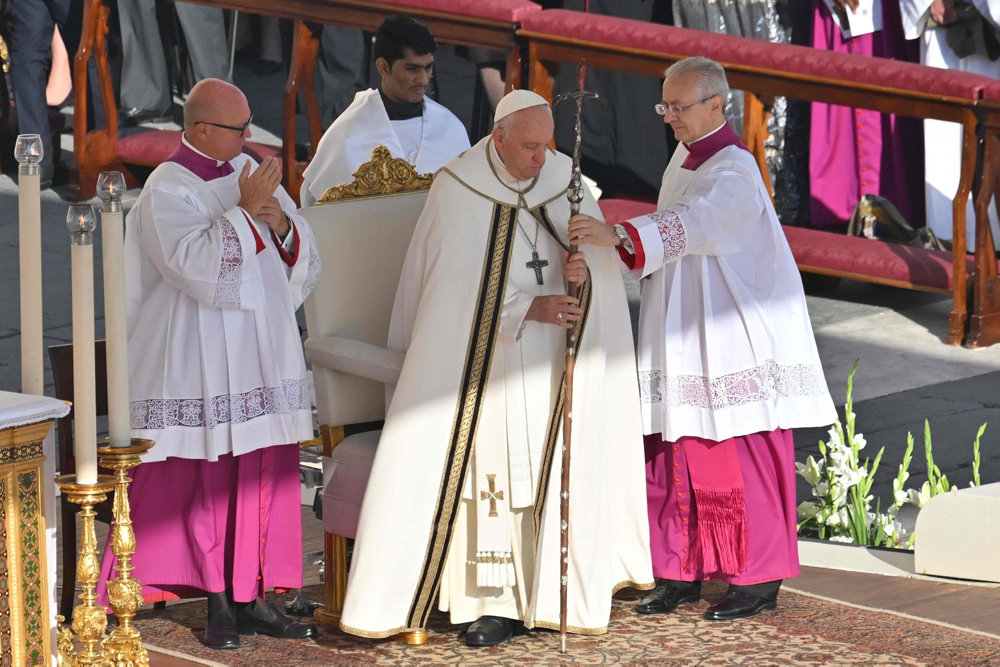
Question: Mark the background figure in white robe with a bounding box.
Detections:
[570,57,836,623]
[900,0,1000,251]
[300,14,470,206]
[340,90,653,647]
[95,79,321,652]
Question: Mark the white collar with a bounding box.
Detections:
[181,133,228,167]
[488,139,535,191]
[688,121,728,145]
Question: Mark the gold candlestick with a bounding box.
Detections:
[55,474,116,666]
[97,438,154,665]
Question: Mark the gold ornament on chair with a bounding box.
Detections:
[316,145,434,203]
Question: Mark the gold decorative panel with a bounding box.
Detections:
[316,145,433,203]
[0,420,53,665]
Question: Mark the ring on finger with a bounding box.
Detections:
[556,312,564,321]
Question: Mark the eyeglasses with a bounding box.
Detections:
[196,113,254,134]
[654,96,714,117]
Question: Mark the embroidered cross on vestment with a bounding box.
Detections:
[480,473,504,518]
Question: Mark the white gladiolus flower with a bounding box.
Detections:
[828,447,850,469]
[839,468,864,487]
[853,433,867,450]
[797,456,823,486]
[908,481,931,508]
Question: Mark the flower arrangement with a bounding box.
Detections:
[796,359,987,550]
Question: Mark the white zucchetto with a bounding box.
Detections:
[493,89,550,123]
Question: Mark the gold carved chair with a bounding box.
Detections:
[299,146,431,626]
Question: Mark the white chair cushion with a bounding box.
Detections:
[322,430,380,537]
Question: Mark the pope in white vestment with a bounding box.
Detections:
[572,58,837,622]
[900,0,1000,251]
[299,15,470,207]
[340,91,653,645]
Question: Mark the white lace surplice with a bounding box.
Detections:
[626,143,836,442]
[125,154,320,463]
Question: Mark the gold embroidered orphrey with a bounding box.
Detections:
[480,473,505,518]
[1,420,54,667]
[406,203,516,630]
[316,145,434,203]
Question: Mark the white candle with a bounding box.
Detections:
[68,205,98,484]
[98,172,130,447]
[15,134,44,396]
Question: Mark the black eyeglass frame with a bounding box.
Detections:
[195,113,254,134]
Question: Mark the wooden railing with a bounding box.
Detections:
[69,2,1000,346]
[518,9,1000,348]
[69,0,536,200]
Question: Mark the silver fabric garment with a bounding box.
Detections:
[672,0,806,224]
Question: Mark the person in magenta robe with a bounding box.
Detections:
[810,0,924,228]
[95,78,322,651]
[569,57,837,620]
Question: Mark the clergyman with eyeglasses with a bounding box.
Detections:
[94,78,323,651]
[568,56,836,622]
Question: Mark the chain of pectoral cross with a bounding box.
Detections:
[516,211,548,285]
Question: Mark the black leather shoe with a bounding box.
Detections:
[235,597,318,639]
[120,107,172,126]
[636,579,701,614]
[464,615,524,647]
[204,593,240,650]
[703,589,777,621]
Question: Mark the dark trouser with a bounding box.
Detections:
[9,0,79,176]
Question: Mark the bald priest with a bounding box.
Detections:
[338,90,654,647]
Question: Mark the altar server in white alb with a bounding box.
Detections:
[299,14,470,206]
[95,79,321,651]
[570,57,837,621]
[899,0,1000,251]
[340,90,653,647]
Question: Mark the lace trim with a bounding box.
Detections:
[130,378,310,430]
[302,245,321,300]
[639,361,827,409]
[213,214,243,308]
[648,210,686,264]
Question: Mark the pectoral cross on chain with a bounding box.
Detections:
[527,251,548,285]
[480,473,504,517]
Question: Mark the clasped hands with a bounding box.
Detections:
[237,156,290,237]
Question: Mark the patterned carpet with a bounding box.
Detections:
[129,582,1000,665]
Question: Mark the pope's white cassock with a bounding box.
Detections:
[340,136,653,638]
[300,89,470,206]
[901,0,1000,251]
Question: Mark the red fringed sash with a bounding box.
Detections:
[685,436,748,575]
